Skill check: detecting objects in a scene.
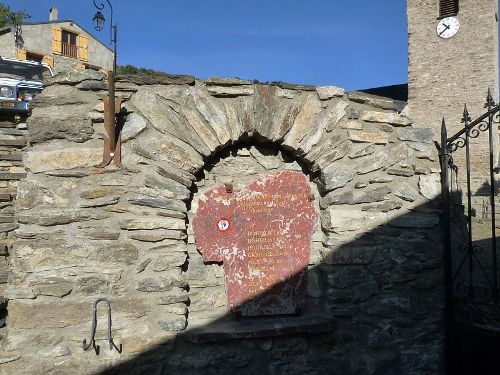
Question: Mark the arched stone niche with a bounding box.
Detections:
[186,143,325,328]
[2,72,445,374]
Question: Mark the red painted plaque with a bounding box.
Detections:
[193,171,318,316]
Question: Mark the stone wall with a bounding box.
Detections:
[0,117,29,342]
[0,70,445,374]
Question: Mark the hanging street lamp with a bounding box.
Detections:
[92,11,105,32]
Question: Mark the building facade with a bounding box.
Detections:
[0,7,113,74]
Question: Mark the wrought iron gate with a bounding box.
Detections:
[440,90,500,374]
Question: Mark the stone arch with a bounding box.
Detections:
[123,79,431,326]
[185,141,324,322]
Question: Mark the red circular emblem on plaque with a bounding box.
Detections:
[216,218,231,232]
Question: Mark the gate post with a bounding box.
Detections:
[439,117,455,372]
[439,118,453,314]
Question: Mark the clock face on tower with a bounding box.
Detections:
[436,17,460,38]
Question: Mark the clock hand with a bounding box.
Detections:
[439,24,451,36]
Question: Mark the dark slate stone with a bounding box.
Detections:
[0,270,8,283]
[327,281,379,303]
[136,275,187,292]
[128,197,186,212]
[75,80,108,91]
[0,243,7,256]
[362,200,403,212]
[397,128,434,143]
[321,186,391,206]
[183,313,334,343]
[115,74,195,86]
[276,83,317,91]
[45,69,106,86]
[44,169,90,178]
[156,164,196,187]
[0,223,19,232]
[144,175,191,201]
[95,242,138,265]
[158,317,187,331]
[347,107,361,120]
[205,77,252,86]
[361,296,412,318]
[17,209,106,226]
[386,166,415,177]
[348,91,405,111]
[158,292,189,305]
[388,212,440,228]
[136,258,152,274]
[325,245,378,265]
[327,266,374,289]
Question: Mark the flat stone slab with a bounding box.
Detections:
[193,171,318,317]
[183,313,334,343]
[115,73,195,86]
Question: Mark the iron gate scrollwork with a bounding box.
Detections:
[440,89,500,327]
[440,89,500,373]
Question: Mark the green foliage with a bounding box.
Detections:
[0,3,30,28]
[116,64,169,76]
[252,79,287,86]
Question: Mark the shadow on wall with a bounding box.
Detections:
[445,188,500,375]
[88,196,446,375]
[448,229,500,375]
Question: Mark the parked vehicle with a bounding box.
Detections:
[0,57,53,121]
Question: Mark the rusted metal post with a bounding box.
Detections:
[92,0,121,168]
[107,71,116,154]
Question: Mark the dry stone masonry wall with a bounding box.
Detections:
[0,69,445,375]
[0,118,28,337]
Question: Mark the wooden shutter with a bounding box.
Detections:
[439,0,459,18]
[78,34,89,62]
[42,55,54,68]
[16,49,27,60]
[52,27,62,55]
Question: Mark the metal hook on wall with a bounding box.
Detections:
[82,298,122,355]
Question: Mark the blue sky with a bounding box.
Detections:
[5,1,408,90]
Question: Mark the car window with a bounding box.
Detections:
[0,63,47,81]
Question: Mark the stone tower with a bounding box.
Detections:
[407,0,499,133]
[407,0,499,195]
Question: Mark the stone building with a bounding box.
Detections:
[407,0,499,130]
[0,7,113,73]
[407,0,499,195]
